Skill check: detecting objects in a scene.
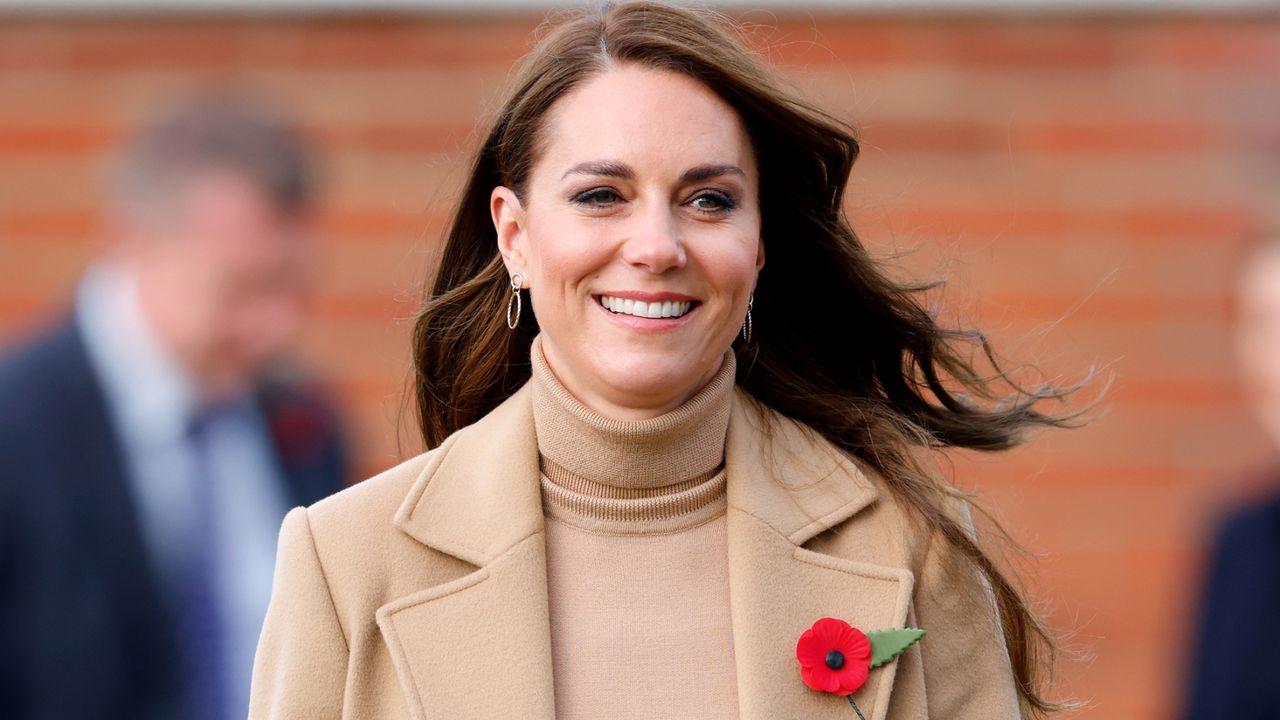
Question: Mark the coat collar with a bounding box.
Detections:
[390,383,543,567]
[377,383,915,719]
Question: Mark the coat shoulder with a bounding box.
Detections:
[729,390,920,569]
[739,390,973,571]
[303,441,447,557]
[0,321,88,431]
[285,437,481,627]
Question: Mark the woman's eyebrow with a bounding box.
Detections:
[560,161,745,183]
[680,164,745,183]
[561,160,633,181]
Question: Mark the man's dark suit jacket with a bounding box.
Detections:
[1186,490,1280,720]
[0,319,349,720]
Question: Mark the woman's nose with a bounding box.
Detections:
[620,206,686,273]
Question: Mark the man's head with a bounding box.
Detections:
[104,94,317,401]
[1235,235,1280,452]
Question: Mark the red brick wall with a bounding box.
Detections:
[2,10,1277,718]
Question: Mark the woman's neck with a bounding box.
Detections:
[529,334,736,490]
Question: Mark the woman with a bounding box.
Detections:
[250,3,1078,718]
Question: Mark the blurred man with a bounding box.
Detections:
[1185,236,1280,720]
[0,95,348,720]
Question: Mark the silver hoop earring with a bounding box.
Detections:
[506,273,524,330]
[741,295,753,344]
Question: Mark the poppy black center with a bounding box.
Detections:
[825,649,845,670]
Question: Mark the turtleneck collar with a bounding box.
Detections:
[530,335,736,492]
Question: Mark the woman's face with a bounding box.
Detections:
[492,64,763,419]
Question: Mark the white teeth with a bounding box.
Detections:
[599,295,693,319]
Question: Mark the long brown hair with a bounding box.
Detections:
[412,2,1083,714]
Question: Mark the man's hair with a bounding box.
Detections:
[113,92,314,218]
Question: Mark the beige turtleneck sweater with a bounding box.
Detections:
[530,337,740,719]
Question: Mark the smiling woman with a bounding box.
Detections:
[248,3,1082,719]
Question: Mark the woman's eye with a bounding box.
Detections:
[689,190,736,213]
[573,188,622,206]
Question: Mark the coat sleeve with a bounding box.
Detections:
[249,506,350,719]
[910,497,1026,719]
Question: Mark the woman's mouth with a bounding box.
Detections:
[597,295,696,319]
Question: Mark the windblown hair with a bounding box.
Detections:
[411,2,1082,714]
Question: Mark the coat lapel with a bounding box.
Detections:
[375,386,557,719]
[374,384,914,720]
[724,394,915,719]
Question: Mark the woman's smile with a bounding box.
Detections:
[594,292,700,334]
[596,294,695,320]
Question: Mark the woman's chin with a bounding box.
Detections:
[544,334,729,416]
[587,358,724,416]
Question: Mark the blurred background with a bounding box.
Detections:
[0,1,1277,718]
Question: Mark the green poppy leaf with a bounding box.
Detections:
[867,628,925,669]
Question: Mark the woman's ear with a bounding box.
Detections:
[491,186,529,282]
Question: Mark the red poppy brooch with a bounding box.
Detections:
[795,617,924,718]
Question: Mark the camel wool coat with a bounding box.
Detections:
[248,382,1026,719]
